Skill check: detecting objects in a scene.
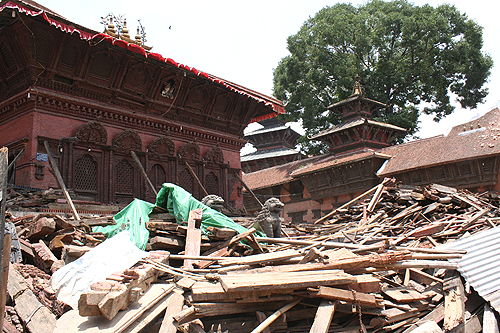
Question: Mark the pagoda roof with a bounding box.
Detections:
[0,0,284,122]
[327,94,387,111]
[241,147,301,162]
[310,117,407,141]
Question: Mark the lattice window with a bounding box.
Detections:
[74,154,97,191]
[34,27,54,63]
[0,42,17,73]
[60,44,78,68]
[205,171,219,195]
[151,164,167,190]
[89,53,113,78]
[179,168,193,194]
[115,159,134,194]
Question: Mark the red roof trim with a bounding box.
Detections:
[2,1,284,117]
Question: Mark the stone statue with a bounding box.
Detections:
[201,194,225,212]
[255,197,284,238]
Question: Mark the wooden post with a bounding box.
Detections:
[43,141,80,221]
[0,147,8,331]
[184,161,209,197]
[235,172,263,208]
[0,234,12,331]
[130,150,158,197]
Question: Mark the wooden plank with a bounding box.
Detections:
[158,290,185,333]
[402,302,445,333]
[483,303,499,333]
[53,284,176,333]
[219,270,356,293]
[126,291,178,333]
[443,276,465,331]
[0,233,11,332]
[219,249,301,267]
[309,300,337,333]
[310,286,382,307]
[183,209,202,269]
[382,287,427,303]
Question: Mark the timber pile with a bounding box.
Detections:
[3,181,500,332]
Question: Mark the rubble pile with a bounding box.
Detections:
[3,181,500,333]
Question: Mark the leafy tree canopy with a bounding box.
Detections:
[273,0,493,155]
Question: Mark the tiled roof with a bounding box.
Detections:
[291,149,392,177]
[378,108,500,176]
[310,118,407,140]
[241,147,301,162]
[242,155,325,190]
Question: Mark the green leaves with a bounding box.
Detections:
[273,0,492,155]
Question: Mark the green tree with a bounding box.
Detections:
[273,0,493,155]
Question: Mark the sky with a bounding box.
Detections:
[37,0,500,152]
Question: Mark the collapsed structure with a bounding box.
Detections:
[0,0,284,209]
[243,80,500,223]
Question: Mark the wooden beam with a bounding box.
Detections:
[183,209,203,269]
[309,300,337,333]
[443,275,465,331]
[158,291,185,333]
[483,303,499,333]
[7,147,24,172]
[315,178,391,224]
[184,161,209,197]
[44,141,80,221]
[235,172,263,208]
[130,150,157,197]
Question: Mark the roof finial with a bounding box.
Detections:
[351,74,363,96]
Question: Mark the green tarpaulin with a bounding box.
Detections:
[156,183,250,234]
[94,183,254,249]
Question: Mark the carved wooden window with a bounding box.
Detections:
[179,168,194,194]
[480,158,494,173]
[205,171,219,196]
[89,53,113,78]
[151,164,167,190]
[34,27,53,63]
[0,42,17,74]
[74,154,97,191]
[458,162,472,176]
[60,44,78,68]
[115,159,134,194]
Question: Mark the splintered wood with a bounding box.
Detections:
[5,181,500,332]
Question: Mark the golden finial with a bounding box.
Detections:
[122,19,130,39]
[351,74,363,96]
[135,27,142,44]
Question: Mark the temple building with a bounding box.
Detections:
[241,117,304,173]
[0,0,284,209]
[243,79,500,223]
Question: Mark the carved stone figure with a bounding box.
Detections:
[201,194,225,212]
[255,197,284,238]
